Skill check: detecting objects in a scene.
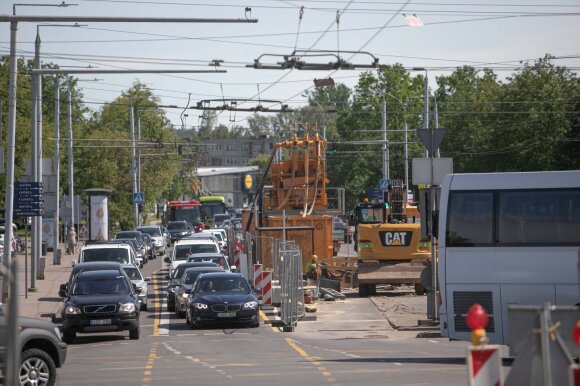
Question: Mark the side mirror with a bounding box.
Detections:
[58,283,67,298]
[144,277,151,282]
[71,260,77,267]
[164,256,170,263]
[135,287,143,294]
[253,286,262,294]
[230,265,237,272]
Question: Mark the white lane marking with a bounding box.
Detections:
[164,342,233,380]
[296,340,362,359]
[428,340,439,344]
[393,362,403,366]
[157,298,169,336]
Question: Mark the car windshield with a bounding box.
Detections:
[187,256,226,268]
[138,228,161,237]
[72,277,130,295]
[195,277,250,293]
[175,244,218,260]
[82,248,129,264]
[183,269,217,285]
[168,222,187,231]
[116,232,140,240]
[123,267,142,281]
[211,233,223,241]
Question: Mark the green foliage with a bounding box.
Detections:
[248,154,270,170]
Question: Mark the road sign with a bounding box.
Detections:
[14,182,44,217]
[379,179,391,190]
[368,187,383,201]
[417,128,447,154]
[133,192,145,204]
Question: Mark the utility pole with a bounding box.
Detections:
[381,95,389,180]
[35,28,44,280]
[130,105,138,228]
[53,77,60,264]
[137,111,141,193]
[66,79,74,235]
[29,31,40,291]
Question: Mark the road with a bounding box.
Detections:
[56,248,475,386]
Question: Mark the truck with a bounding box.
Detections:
[352,180,431,296]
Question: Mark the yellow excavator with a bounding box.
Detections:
[352,180,430,296]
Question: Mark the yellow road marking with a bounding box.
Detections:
[258,309,279,333]
[141,342,159,386]
[285,338,340,385]
[152,269,161,337]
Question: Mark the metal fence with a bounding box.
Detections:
[243,232,305,330]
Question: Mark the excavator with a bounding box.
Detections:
[352,180,431,296]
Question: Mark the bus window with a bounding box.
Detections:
[446,192,493,246]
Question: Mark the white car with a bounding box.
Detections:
[122,264,150,311]
[74,243,139,268]
[201,229,227,252]
[166,239,220,278]
[136,225,167,256]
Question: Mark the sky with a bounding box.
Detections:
[1,0,579,130]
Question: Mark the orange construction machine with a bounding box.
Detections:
[243,133,344,270]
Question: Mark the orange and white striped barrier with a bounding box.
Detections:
[262,271,273,305]
[467,345,502,386]
[253,264,263,288]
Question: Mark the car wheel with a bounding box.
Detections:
[20,348,57,386]
[141,301,148,312]
[167,300,175,312]
[250,320,260,328]
[129,326,140,340]
[62,330,76,344]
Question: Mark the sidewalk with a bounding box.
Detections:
[14,241,77,319]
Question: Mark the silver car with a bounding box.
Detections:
[122,265,150,311]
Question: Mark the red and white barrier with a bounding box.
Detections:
[570,364,580,386]
[467,345,502,386]
[262,271,272,305]
[253,264,263,288]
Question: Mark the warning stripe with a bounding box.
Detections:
[471,348,496,377]
[262,271,272,305]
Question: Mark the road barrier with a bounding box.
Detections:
[262,271,273,305]
[467,345,502,386]
[253,263,263,288]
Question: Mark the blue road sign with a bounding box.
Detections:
[380,179,391,190]
[368,187,383,201]
[133,192,145,204]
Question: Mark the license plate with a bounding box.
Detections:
[89,319,112,326]
[216,312,236,318]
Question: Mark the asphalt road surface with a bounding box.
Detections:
[56,249,476,386]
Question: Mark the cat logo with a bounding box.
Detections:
[380,231,412,247]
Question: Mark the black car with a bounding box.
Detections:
[165,262,219,312]
[166,221,191,242]
[0,309,67,386]
[174,266,224,318]
[59,261,126,297]
[60,270,141,343]
[185,272,260,329]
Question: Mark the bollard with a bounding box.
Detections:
[53,248,61,265]
[38,257,46,280]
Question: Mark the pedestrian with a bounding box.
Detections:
[66,226,77,255]
[306,254,319,281]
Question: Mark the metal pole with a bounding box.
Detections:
[36,29,44,278]
[434,93,440,158]
[381,95,389,180]
[67,79,75,232]
[422,72,429,157]
[29,31,39,291]
[540,303,553,386]
[5,261,20,386]
[130,104,138,228]
[137,111,141,193]
[54,77,60,264]
[25,223,28,298]
[429,127,438,321]
[403,115,409,197]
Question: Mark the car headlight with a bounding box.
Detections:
[243,301,258,309]
[181,293,189,299]
[193,303,208,310]
[65,306,81,315]
[54,326,62,340]
[119,302,136,313]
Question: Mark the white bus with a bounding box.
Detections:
[437,170,580,345]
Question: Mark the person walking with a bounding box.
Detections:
[66,226,77,255]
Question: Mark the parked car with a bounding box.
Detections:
[185,273,260,329]
[60,270,141,343]
[174,266,224,317]
[0,305,68,386]
[165,239,220,279]
[166,221,192,243]
[122,265,150,311]
[136,225,167,256]
[165,262,219,312]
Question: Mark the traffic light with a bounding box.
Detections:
[332,142,337,155]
